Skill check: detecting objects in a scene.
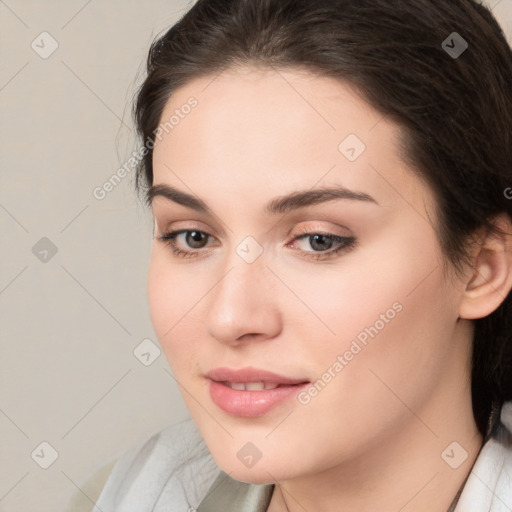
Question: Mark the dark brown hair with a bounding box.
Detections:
[134,0,512,434]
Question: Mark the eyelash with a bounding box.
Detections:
[156,229,356,261]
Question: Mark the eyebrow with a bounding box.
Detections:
[147,183,378,215]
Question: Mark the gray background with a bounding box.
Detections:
[0,0,510,510]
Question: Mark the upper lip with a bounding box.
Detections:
[206,366,309,385]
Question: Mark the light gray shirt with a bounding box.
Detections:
[95,402,512,511]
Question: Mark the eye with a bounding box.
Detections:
[157,229,214,259]
[289,231,356,260]
[157,228,356,261]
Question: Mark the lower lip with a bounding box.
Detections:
[209,380,309,417]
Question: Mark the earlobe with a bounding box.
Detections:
[459,215,512,320]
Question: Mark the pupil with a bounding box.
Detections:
[310,234,333,251]
[187,231,206,248]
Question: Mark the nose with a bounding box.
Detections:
[205,255,282,347]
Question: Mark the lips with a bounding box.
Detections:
[206,366,310,417]
[206,367,308,386]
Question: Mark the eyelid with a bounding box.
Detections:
[288,222,352,239]
[154,217,213,234]
[287,223,355,244]
[151,205,228,240]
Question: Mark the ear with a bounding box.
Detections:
[459,214,512,320]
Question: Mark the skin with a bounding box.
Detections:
[147,66,512,512]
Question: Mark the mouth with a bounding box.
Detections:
[221,381,283,390]
[206,367,310,417]
[206,366,309,386]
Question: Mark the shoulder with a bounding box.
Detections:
[455,401,512,511]
[93,418,221,512]
[64,458,117,512]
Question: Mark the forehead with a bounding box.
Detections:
[151,65,432,216]
[154,65,385,164]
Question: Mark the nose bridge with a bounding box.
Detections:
[206,246,281,344]
[222,233,271,295]
[212,251,266,318]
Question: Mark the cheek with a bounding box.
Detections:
[147,249,174,338]
[276,223,447,348]
[283,225,452,377]
[147,248,204,370]
[287,225,457,423]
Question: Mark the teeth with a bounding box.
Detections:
[245,382,265,391]
[226,382,279,390]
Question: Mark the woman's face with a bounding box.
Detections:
[148,67,470,484]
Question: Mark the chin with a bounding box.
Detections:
[222,465,279,485]
[211,448,300,485]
